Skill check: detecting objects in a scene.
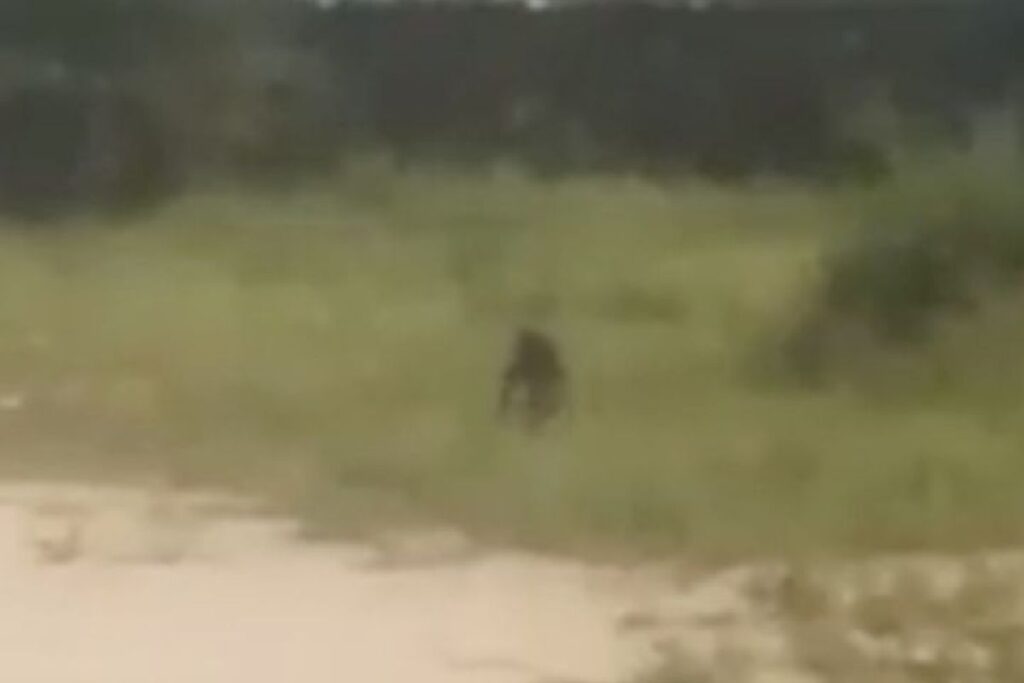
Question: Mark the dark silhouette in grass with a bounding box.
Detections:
[498,327,568,432]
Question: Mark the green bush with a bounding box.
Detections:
[785,163,1024,380]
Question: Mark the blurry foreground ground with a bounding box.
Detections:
[0,479,654,683]
[3,479,1024,683]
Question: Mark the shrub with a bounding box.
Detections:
[784,164,1024,380]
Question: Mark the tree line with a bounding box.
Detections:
[0,0,1021,218]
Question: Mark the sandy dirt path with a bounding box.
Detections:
[7,481,1013,683]
[0,481,680,683]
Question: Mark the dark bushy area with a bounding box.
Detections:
[784,168,1024,382]
[308,1,1012,177]
[0,0,1022,220]
[0,0,333,220]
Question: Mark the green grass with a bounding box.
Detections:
[1,162,1023,559]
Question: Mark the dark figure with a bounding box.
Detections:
[498,327,568,431]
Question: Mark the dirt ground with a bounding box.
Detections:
[5,480,1020,683]
[0,480,684,683]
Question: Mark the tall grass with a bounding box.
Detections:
[0,162,1023,558]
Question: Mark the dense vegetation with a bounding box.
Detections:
[1,0,1022,219]
[0,161,1018,560]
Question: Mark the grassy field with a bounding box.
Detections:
[0,160,1023,560]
